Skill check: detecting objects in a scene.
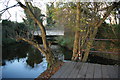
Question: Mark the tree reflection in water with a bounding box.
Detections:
[2,43,43,68]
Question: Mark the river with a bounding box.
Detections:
[1,43,64,79]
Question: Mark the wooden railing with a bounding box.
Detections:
[81,38,119,55]
[94,39,119,41]
[81,50,119,55]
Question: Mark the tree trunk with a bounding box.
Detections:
[72,2,81,61]
[82,27,98,62]
[72,31,80,61]
[17,1,56,66]
[45,48,56,65]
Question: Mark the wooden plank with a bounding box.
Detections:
[72,62,83,78]
[101,65,109,78]
[85,63,95,78]
[94,64,102,78]
[59,62,76,78]
[118,66,120,78]
[77,63,89,78]
[65,62,77,78]
[69,62,83,78]
[113,65,119,78]
[107,65,118,78]
[68,62,78,78]
[116,65,119,78]
[51,62,119,79]
[51,62,70,78]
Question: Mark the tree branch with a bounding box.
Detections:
[16,37,46,55]
[96,2,120,27]
[16,1,48,50]
[0,3,19,15]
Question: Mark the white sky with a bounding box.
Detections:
[0,0,118,23]
[0,0,24,22]
[0,0,47,22]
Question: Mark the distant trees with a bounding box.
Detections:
[2,20,28,45]
[46,3,55,27]
[53,2,76,49]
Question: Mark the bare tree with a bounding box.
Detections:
[15,1,57,66]
[82,2,120,62]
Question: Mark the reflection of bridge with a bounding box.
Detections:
[51,62,119,78]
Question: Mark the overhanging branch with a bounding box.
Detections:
[96,2,120,27]
[0,3,19,15]
[16,1,48,49]
[16,37,46,55]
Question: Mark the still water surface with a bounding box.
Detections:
[2,43,48,78]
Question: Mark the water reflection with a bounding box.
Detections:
[2,43,47,78]
[2,43,65,78]
[2,58,47,78]
[2,43,43,68]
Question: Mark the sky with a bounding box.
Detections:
[0,0,24,22]
[0,0,119,23]
[0,0,47,22]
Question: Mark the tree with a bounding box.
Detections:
[16,1,56,66]
[53,2,77,49]
[82,2,120,62]
[58,2,120,62]
[72,2,81,61]
[52,2,120,62]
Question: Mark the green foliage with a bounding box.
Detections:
[112,24,120,39]
[56,36,74,49]
[53,3,76,29]
[97,23,119,39]
[23,6,44,30]
[95,23,120,54]
[2,20,16,44]
[46,3,55,27]
[2,20,28,45]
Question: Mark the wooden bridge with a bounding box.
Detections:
[32,30,64,36]
[51,62,119,79]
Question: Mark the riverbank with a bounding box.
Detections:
[36,61,64,79]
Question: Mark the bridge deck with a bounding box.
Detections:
[51,62,119,78]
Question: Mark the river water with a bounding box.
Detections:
[1,43,64,78]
